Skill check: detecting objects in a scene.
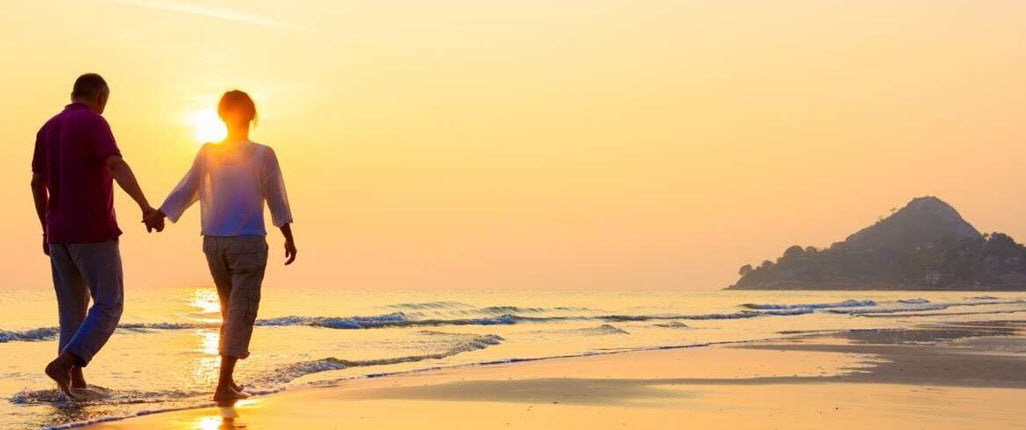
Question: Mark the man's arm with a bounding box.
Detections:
[30,173,49,255]
[105,155,161,232]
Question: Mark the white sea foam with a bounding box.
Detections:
[258,333,506,385]
[834,298,1026,316]
[0,327,58,343]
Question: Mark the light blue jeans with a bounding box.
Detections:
[49,240,124,366]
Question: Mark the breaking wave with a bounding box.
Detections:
[833,298,1026,316]
[741,299,877,310]
[5,298,1025,345]
[0,327,58,343]
[0,309,820,344]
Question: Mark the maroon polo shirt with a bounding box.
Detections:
[32,103,123,244]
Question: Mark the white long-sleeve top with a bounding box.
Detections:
[160,141,293,237]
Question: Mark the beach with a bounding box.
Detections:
[84,320,1026,430]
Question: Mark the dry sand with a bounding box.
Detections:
[88,321,1026,429]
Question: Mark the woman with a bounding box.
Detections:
[148,90,296,405]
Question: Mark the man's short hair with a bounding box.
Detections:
[72,73,109,99]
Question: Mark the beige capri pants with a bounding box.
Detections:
[203,235,268,359]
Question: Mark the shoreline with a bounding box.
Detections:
[79,320,1026,429]
[48,337,766,429]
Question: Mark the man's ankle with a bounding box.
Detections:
[49,352,75,369]
[59,351,84,366]
[71,367,87,387]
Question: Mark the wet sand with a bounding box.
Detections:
[87,321,1026,429]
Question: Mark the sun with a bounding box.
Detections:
[190,108,227,143]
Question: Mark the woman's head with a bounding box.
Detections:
[218,90,258,129]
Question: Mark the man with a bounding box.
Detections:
[30,73,163,399]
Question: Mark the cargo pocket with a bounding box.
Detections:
[244,278,262,323]
[227,240,268,272]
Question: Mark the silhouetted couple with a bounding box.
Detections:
[30,73,297,406]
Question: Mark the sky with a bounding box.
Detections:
[1,0,1024,291]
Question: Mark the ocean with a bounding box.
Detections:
[2,285,1025,429]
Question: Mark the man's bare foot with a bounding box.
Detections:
[44,353,78,399]
[230,381,244,393]
[71,366,87,390]
[213,386,249,407]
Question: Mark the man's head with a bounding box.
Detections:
[71,73,110,114]
[218,90,257,130]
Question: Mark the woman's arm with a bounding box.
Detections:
[151,146,206,226]
[280,223,297,265]
[263,147,296,265]
[263,147,293,228]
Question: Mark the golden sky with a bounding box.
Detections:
[2,0,1024,291]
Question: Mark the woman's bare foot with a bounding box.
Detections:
[213,386,249,407]
[44,353,78,399]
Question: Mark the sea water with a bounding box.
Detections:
[2,285,1025,429]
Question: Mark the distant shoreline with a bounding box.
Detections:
[727,285,1026,291]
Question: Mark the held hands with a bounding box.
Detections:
[142,207,166,233]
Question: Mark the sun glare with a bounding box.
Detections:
[189,288,222,315]
[191,108,227,143]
